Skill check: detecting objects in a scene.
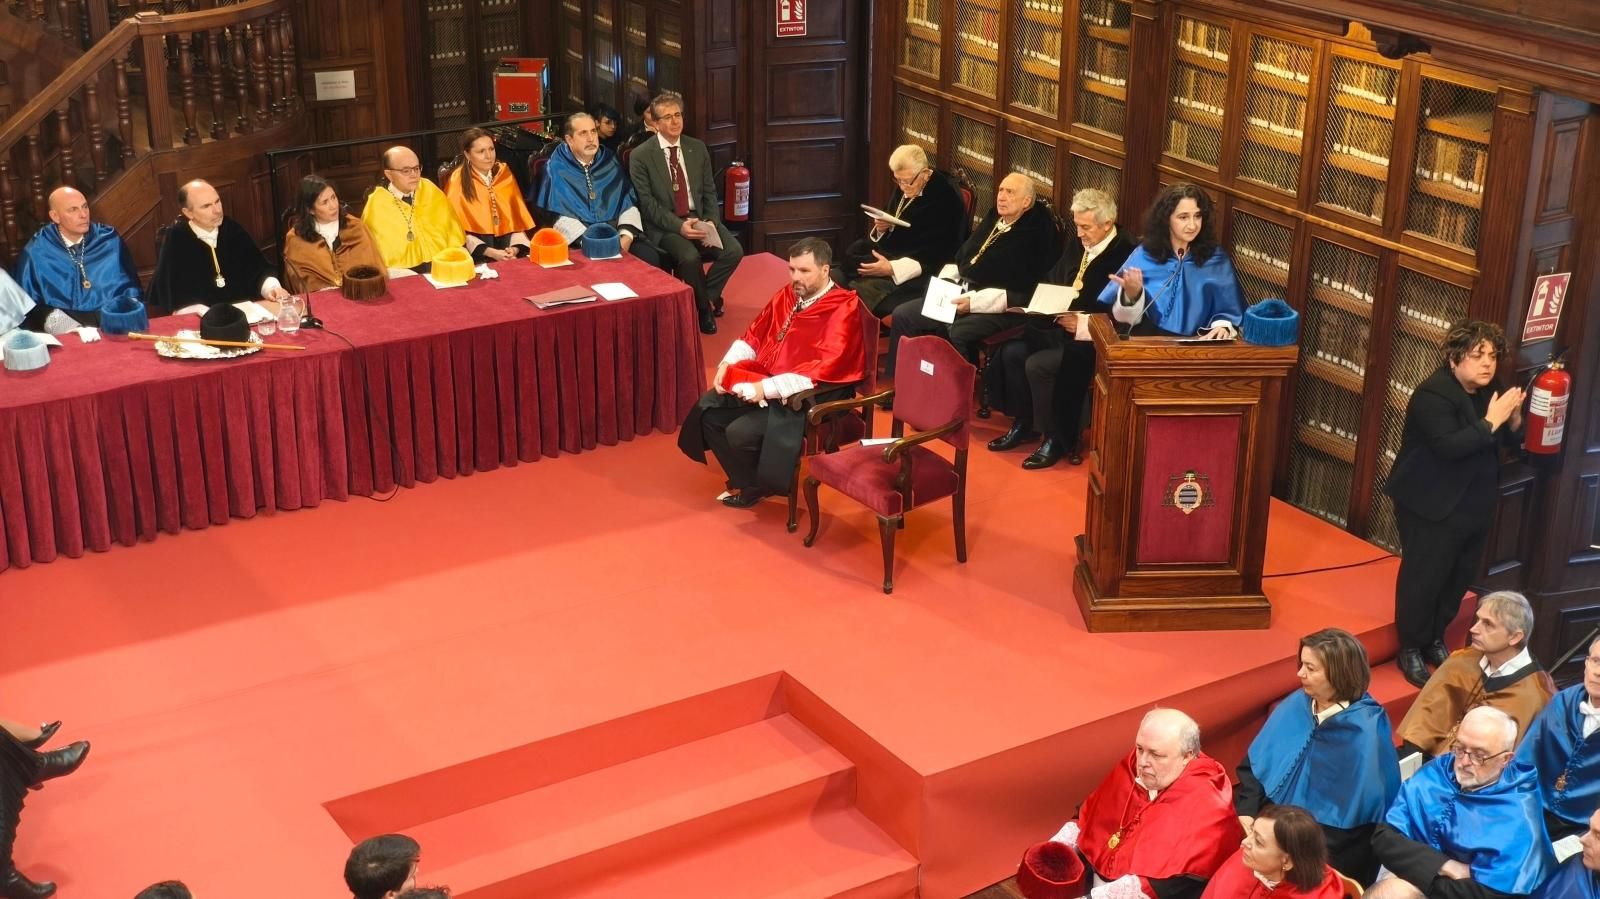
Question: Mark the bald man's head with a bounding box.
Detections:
[48,186,92,238]
[1134,707,1200,791]
[178,180,224,230]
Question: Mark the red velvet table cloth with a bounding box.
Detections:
[0,253,702,572]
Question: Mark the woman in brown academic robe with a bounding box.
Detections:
[282,174,388,294]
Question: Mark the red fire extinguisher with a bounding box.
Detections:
[725,160,751,222]
[1525,358,1571,455]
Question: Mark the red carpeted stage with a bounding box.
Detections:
[0,255,1421,898]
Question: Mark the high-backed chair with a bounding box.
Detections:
[801,336,975,593]
[784,299,882,532]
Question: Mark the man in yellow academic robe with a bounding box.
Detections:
[361,145,466,272]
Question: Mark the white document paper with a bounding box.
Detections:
[173,304,209,317]
[233,301,273,324]
[860,437,897,447]
[536,258,575,269]
[592,282,638,301]
[1025,283,1079,317]
[423,273,473,289]
[693,221,724,250]
[861,204,911,228]
[920,277,963,325]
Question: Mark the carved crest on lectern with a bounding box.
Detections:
[1164,470,1214,515]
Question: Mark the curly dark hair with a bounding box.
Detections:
[292,174,344,245]
[1442,319,1508,368]
[1140,182,1219,265]
[457,127,499,204]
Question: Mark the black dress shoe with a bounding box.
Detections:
[2,866,55,899]
[698,311,718,335]
[32,740,89,787]
[20,721,59,750]
[1022,438,1063,470]
[1424,641,1450,668]
[987,423,1041,452]
[1067,447,1084,465]
[713,296,726,318]
[720,489,770,509]
[1398,649,1431,689]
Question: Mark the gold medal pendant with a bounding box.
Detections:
[215,275,226,288]
[82,278,92,290]
[406,231,414,242]
[1107,832,1121,850]
[1556,773,1568,792]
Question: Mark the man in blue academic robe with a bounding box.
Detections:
[535,112,660,267]
[1368,706,1555,899]
[14,186,142,331]
[1511,635,1600,844]
[1535,809,1600,898]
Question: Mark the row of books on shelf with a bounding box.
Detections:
[907,15,939,31]
[906,0,939,24]
[1320,174,1384,219]
[1084,67,1127,88]
[1298,391,1362,444]
[428,50,468,61]
[1167,120,1219,162]
[957,58,1000,95]
[1023,48,1062,69]
[1239,147,1301,191]
[1077,93,1126,133]
[1081,0,1125,27]
[1387,379,1415,403]
[1022,0,1066,13]
[1173,66,1227,115]
[1334,67,1398,106]
[1087,41,1128,79]
[1013,164,1054,188]
[1247,91,1306,133]
[1306,309,1370,376]
[1287,453,1350,526]
[1410,199,1478,245]
[1397,301,1459,332]
[1311,256,1377,303]
[955,141,997,165]
[904,41,939,73]
[962,10,1001,44]
[1415,133,1488,195]
[1014,78,1060,112]
[1251,46,1311,84]
[1235,242,1290,273]
[1329,113,1393,166]
[1176,18,1228,61]
[902,126,937,146]
[1022,28,1063,63]
[624,26,646,41]
[1174,95,1225,119]
[960,29,1000,51]
[1386,339,1454,399]
[1246,114,1304,141]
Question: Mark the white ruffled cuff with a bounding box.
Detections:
[720,340,757,366]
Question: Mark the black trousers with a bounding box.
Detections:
[1394,504,1490,651]
[657,223,743,316]
[990,326,1068,426]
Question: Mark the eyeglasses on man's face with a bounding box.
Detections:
[893,169,927,187]
[387,165,423,176]
[1450,741,1510,766]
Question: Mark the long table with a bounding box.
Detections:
[0,253,703,572]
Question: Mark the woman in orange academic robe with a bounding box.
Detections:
[443,127,535,263]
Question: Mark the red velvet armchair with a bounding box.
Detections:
[785,299,881,532]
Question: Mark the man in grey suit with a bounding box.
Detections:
[629,92,744,334]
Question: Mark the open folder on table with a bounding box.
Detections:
[525,285,597,309]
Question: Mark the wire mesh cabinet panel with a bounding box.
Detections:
[560,1,586,108]
[1009,131,1057,204]
[656,13,682,95]
[622,2,650,112]
[1317,51,1400,223]
[1010,0,1063,117]
[1074,0,1130,137]
[1405,75,1494,253]
[425,0,472,138]
[1069,151,1121,203]
[1229,208,1294,306]
[591,0,618,106]
[902,0,942,78]
[1164,14,1231,169]
[1237,32,1313,197]
[954,0,1002,97]
[895,91,941,158]
[954,113,998,228]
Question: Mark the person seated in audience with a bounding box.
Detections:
[1235,628,1399,885]
[148,179,289,312]
[885,172,1062,374]
[1040,707,1240,899]
[1395,591,1552,761]
[836,143,964,316]
[619,96,659,155]
[1510,633,1600,847]
[1534,808,1600,898]
[0,267,35,334]
[13,185,142,331]
[1100,182,1243,339]
[630,91,743,335]
[591,101,624,152]
[133,881,193,899]
[678,237,865,509]
[985,187,1134,468]
[362,146,466,273]
[1369,706,1553,899]
[281,174,388,294]
[534,112,660,266]
[444,128,535,263]
[2,726,91,899]
[345,833,420,899]
[1200,805,1344,899]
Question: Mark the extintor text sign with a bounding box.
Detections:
[776,0,807,36]
[1522,272,1571,342]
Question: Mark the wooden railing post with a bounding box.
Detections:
[85,81,108,181]
[140,28,175,150]
[178,35,200,144]
[56,102,77,188]
[25,134,45,220]
[205,29,226,138]
[0,160,17,256]
[279,11,296,107]
[114,57,136,164]
[229,26,250,133]
[264,12,283,121]
[87,0,111,43]
[248,21,269,129]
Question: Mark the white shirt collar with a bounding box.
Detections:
[657,133,681,152]
[386,182,414,202]
[188,221,219,247]
[1253,871,1283,890]
[1481,647,1533,679]
[59,229,86,249]
[1083,226,1118,261]
[1313,699,1350,725]
[313,218,340,248]
[1578,697,1600,739]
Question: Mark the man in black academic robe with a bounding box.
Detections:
[148,179,288,313]
[838,145,966,316]
[885,172,1061,374]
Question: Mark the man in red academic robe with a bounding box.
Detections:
[678,236,866,508]
[1040,708,1241,899]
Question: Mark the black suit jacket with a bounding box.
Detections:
[873,171,966,277]
[1384,366,1517,525]
[148,217,274,313]
[628,134,723,245]
[954,202,1063,297]
[1048,229,1136,313]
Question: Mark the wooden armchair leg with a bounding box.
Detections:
[953,486,968,563]
[879,515,898,594]
[802,475,824,547]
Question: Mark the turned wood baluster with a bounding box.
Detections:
[204,29,225,138]
[56,102,77,187]
[77,0,89,49]
[177,36,199,144]
[248,22,269,128]
[113,57,135,164]
[86,81,107,181]
[0,160,17,255]
[264,13,283,121]
[279,12,297,107]
[26,134,45,220]
[229,26,250,132]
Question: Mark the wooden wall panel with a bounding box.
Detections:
[297,0,395,195]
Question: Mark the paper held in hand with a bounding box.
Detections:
[692,220,724,250]
[860,204,911,228]
[920,277,963,325]
[1024,283,1079,316]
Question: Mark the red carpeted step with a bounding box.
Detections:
[414,713,913,898]
[1368,661,1422,735]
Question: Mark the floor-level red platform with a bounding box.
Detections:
[0,256,1407,898]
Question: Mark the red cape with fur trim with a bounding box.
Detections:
[1078,750,1241,883]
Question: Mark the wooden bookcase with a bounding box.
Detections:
[873,0,1550,552]
[557,0,687,120]
[417,0,530,155]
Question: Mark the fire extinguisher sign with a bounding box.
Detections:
[776,0,807,37]
[1522,272,1571,343]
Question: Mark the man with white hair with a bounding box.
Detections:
[1512,634,1600,849]
[1032,708,1239,899]
[1396,591,1554,762]
[837,143,965,316]
[1370,705,1554,899]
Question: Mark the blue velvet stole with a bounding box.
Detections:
[535,143,636,226]
[15,222,142,313]
[1095,244,1244,336]
[1535,855,1600,899]
[1386,751,1555,894]
[1246,691,1400,828]
[1513,683,1600,826]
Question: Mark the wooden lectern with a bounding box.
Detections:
[1074,315,1299,632]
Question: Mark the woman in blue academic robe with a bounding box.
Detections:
[1098,182,1244,338]
[1234,628,1401,885]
